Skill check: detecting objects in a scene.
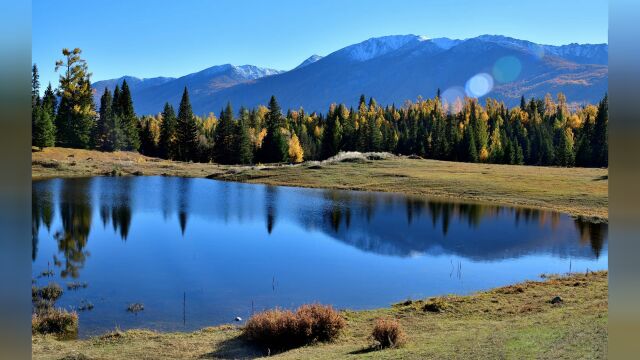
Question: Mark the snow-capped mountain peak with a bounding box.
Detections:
[338,34,425,61]
[295,54,324,69]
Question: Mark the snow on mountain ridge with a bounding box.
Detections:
[339,35,425,61]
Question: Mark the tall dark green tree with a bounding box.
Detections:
[321,105,343,158]
[95,88,123,151]
[234,107,254,164]
[42,83,57,119]
[32,64,42,146]
[592,94,608,167]
[213,102,236,164]
[54,48,96,149]
[115,80,140,151]
[175,87,199,161]
[259,96,288,163]
[159,102,177,159]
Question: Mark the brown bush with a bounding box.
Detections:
[32,308,78,337]
[295,304,345,342]
[243,304,345,352]
[371,318,406,349]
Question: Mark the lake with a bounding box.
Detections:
[32,176,608,337]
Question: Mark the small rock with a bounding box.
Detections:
[235,317,242,322]
[550,296,563,304]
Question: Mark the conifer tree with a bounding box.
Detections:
[95,88,120,151]
[42,83,57,119]
[259,96,288,163]
[159,102,177,159]
[175,87,199,161]
[234,107,254,164]
[117,80,140,151]
[592,94,608,167]
[213,102,236,164]
[54,48,96,149]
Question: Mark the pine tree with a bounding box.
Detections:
[213,102,236,164]
[321,106,343,158]
[175,87,199,161]
[42,83,57,119]
[54,48,96,149]
[575,114,594,167]
[159,102,177,159]
[96,88,114,151]
[32,64,42,146]
[259,96,288,163]
[592,94,608,167]
[139,116,158,156]
[117,80,140,151]
[33,107,56,148]
[234,107,254,164]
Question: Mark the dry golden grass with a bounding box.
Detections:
[32,271,607,360]
[32,147,608,221]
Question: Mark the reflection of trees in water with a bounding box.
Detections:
[574,219,607,258]
[177,178,191,235]
[55,178,92,278]
[32,185,54,261]
[265,186,277,234]
[315,190,608,259]
[98,178,134,241]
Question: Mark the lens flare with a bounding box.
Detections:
[492,56,522,83]
[441,86,465,106]
[465,73,494,98]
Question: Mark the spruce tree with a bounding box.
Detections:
[234,107,254,164]
[592,94,608,167]
[213,102,236,164]
[159,102,177,159]
[175,87,199,161]
[117,80,140,151]
[42,83,57,119]
[260,96,288,163]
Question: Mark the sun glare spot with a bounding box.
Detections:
[465,73,493,98]
[492,56,522,83]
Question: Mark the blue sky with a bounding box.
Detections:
[32,0,607,89]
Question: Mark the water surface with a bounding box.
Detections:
[32,176,608,337]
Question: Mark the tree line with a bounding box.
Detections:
[33,48,608,168]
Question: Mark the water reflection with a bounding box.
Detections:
[32,177,607,277]
[31,177,608,336]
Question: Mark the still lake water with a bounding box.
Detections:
[32,176,608,337]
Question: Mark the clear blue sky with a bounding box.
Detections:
[33,0,607,89]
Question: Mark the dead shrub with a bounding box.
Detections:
[296,304,345,342]
[32,308,78,337]
[371,318,406,349]
[243,304,345,352]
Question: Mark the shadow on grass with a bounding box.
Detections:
[198,336,264,359]
[348,346,379,355]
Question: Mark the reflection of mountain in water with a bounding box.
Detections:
[32,177,607,279]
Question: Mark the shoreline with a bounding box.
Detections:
[32,147,609,222]
[33,271,608,359]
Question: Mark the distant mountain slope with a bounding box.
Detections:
[92,34,607,115]
[92,65,284,115]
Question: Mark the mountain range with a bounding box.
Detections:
[92,34,608,116]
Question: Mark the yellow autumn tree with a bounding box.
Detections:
[288,133,304,163]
